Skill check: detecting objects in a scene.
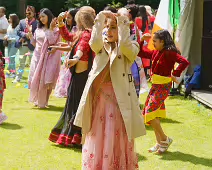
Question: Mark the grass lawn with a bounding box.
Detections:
[1,72,212,170]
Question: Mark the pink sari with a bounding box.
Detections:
[29,29,61,108]
[82,63,139,170]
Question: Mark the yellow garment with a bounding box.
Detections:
[151,74,172,84]
[144,107,166,124]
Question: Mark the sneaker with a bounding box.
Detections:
[0,113,8,124]
[12,76,21,83]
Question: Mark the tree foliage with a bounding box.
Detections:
[0,0,160,19]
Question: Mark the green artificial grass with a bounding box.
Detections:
[0,72,212,170]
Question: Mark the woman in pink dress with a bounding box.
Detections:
[28,8,61,108]
[54,8,78,98]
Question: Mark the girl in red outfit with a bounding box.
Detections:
[140,30,189,154]
[49,6,95,147]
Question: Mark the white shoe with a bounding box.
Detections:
[12,77,21,83]
[157,137,173,154]
[0,113,8,124]
[148,143,160,153]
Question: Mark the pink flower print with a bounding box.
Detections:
[109,113,113,118]
[113,159,119,169]
[104,154,108,159]
[83,148,88,153]
[88,163,92,169]
[96,162,101,168]
[90,153,94,159]
[100,116,104,122]
[115,130,120,137]
[83,162,87,167]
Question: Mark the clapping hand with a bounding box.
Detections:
[50,18,57,30]
[100,11,116,20]
[26,25,33,39]
[58,12,67,23]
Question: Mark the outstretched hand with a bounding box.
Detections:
[58,12,67,23]
[50,18,57,30]
[48,47,57,55]
[141,33,152,42]
[171,75,180,84]
[65,58,78,68]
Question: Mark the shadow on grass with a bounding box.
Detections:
[51,144,82,153]
[0,122,23,130]
[168,95,185,100]
[159,151,212,167]
[47,105,64,112]
[32,105,64,112]
[137,153,147,162]
[145,118,182,131]
[140,104,145,110]
[160,118,182,124]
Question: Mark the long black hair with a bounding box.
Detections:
[154,29,181,54]
[104,5,117,13]
[137,5,148,32]
[38,8,54,29]
[66,8,78,31]
[125,4,139,21]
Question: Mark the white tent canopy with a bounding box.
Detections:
[177,0,203,73]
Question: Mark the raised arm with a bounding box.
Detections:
[50,45,71,52]
[45,28,60,45]
[137,40,154,59]
[89,12,105,54]
[117,16,139,64]
[59,25,74,42]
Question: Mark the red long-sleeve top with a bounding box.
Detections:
[0,60,6,89]
[59,25,91,61]
[138,41,190,77]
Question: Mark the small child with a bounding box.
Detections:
[0,51,7,124]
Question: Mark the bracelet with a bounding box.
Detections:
[58,22,65,28]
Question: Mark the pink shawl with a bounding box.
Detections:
[29,28,61,107]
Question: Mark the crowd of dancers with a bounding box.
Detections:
[0,1,189,169]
